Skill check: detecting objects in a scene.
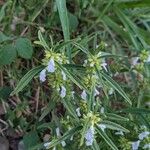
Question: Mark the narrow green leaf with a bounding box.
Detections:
[62,98,79,121]
[95,66,132,105]
[96,126,118,150]
[56,0,71,61]
[105,113,129,122]
[11,66,44,95]
[101,120,129,133]
[56,62,87,91]
[46,126,81,148]
[120,108,150,114]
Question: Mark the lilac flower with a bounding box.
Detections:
[60,86,66,98]
[115,131,124,136]
[47,58,55,72]
[132,140,140,150]
[138,131,150,140]
[85,126,95,146]
[76,107,81,117]
[98,124,106,132]
[39,69,46,82]
[61,71,66,80]
[143,144,150,149]
[44,142,51,149]
[81,90,87,100]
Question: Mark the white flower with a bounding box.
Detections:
[108,88,114,95]
[60,86,66,98]
[143,144,150,149]
[146,54,150,62]
[85,126,95,146]
[76,107,81,117]
[61,71,66,80]
[56,127,60,136]
[61,141,66,147]
[81,90,87,100]
[39,69,46,82]
[100,107,104,114]
[94,88,99,96]
[98,124,106,132]
[53,147,56,150]
[44,142,51,149]
[138,131,150,140]
[115,131,124,136]
[101,62,108,72]
[56,127,66,147]
[71,91,75,99]
[47,58,55,72]
[131,57,140,66]
[132,140,140,150]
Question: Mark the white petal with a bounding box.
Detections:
[115,131,124,136]
[143,144,150,149]
[132,140,140,150]
[47,58,55,73]
[61,71,66,80]
[60,86,66,98]
[138,131,150,140]
[101,62,108,71]
[81,90,87,100]
[98,124,106,132]
[44,142,51,149]
[146,55,150,62]
[94,88,99,96]
[76,107,81,117]
[71,91,75,99]
[56,127,60,137]
[100,107,104,114]
[131,57,140,66]
[39,69,46,82]
[61,141,66,147]
[108,88,114,95]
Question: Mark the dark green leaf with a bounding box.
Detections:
[16,38,33,59]
[0,44,17,65]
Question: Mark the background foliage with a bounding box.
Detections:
[0,0,150,150]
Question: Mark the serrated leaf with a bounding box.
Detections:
[11,66,44,95]
[16,38,33,59]
[0,44,17,65]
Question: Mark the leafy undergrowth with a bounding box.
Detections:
[0,0,150,150]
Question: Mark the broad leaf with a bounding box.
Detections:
[16,38,33,59]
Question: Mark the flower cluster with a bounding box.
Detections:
[39,50,70,98]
